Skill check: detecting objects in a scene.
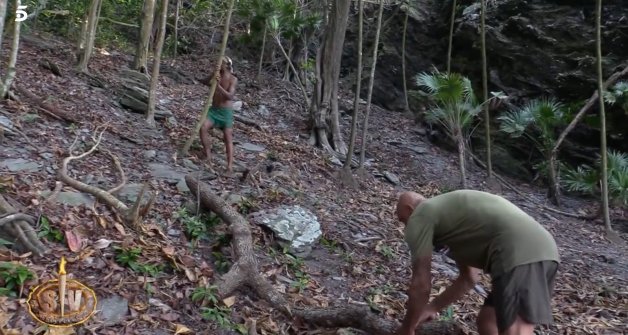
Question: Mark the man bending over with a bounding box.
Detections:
[394,189,560,335]
[199,56,238,174]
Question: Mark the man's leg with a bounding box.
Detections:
[223,127,233,173]
[200,118,214,161]
[477,304,498,335]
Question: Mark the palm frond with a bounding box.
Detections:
[605,150,628,174]
[562,165,599,194]
[609,166,628,206]
[497,109,533,137]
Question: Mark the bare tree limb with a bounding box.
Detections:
[0,195,49,256]
[185,173,462,335]
[57,126,155,227]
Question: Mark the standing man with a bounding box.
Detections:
[394,190,560,335]
[199,56,238,174]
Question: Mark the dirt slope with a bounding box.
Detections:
[0,33,626,334]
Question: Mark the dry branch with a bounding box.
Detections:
[57,127,156,227]
[13,84,78,123]
[185,173,462,335]
[0,194,49,257]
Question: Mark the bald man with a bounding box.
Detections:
[394,190,560,335]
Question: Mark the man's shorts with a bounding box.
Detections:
[207,106,234,129]
[484,260,559,332]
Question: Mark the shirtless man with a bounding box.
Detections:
[394,189,560,335]
[199,56,238,174]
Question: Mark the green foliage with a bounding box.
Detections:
[0,262,35,297]
[191,285,247,333]
[37,215,64,243]
[114,246,164,276]
[415,71,499,139]
[498,97,570,177]
[603,81,628,112]
[237,0,321,43]
[174,208,222,243]
[563,150,628,206]
[191,285,219,304]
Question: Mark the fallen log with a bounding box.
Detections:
[185,173,463,335]
[13,83,78,123]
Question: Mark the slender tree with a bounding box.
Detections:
[446,0,457,73]
[481,0,492,177]
[146,0,169,126]
[173,0,181,60]
[0,0,22,98]
[357,0,385,170]
[180,0,236,155]
[0,0,8,55]
[341,0,364,184]
[401,7,409,111]
[134,0,156,72]
[595,0,612,233]
[77,0,103,72]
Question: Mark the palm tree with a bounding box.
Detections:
[498,98,569,184]
[416,71,481,187]
[595,0,612,233]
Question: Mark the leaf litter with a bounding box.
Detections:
[0,35,625,334]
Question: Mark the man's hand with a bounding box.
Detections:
[417,304,438,324]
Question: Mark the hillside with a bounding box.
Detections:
[0,33,627,334]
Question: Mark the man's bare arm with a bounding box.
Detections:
[427,263,480,312]
[399,253,432,334]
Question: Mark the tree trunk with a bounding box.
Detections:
[133,0,156,73]
[0,0,22,99]
[180,0,236,156]
[150,0,163,52]
[146,0,168,127]
[595,0,612,233]
[481,0,492,177]
[402,11,409,111]
[275,35,308,104]
[457,132,467,188]
[77,0,102,73]
[0,0,8,56]
[173,0,180,59]
[308,0,351,155]
[257,24,267,81]
[343,0,363,177]
[357,0,384,168]
[446,0,457,73]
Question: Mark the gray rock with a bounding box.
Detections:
[39,152,54,160]
[408,145,428,154]
[182,159,198,170]
[0,115,13,130]
[258,105,269,116]
[96,295,129,326]
[238,142,266,152]
[167,229,181,237]
[330,156,343,167]
[176,179,189,193]
[0,158,41,173]
[148,163,186,184]
[116,183,145,203]
[143,150,157,160]
[39,191,95,207]
[383,171,400,185]
[249,205,321,257]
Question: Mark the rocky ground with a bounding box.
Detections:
[0,33,627,335]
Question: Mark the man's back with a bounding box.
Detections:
[407,190,559,276]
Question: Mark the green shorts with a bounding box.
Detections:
[207,106,234,129]
[484,260,559,332]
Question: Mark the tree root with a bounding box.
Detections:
[13,83,78,123]
[185,173,463,335]
[0,195,49,257]
[57,126,156,228]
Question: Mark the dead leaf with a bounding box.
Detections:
[94,215,107,229]
[174,324,193,335]
[65,230,82,252]
[114,222,127,236]
[93,238,112,249]
[223,296,236,307]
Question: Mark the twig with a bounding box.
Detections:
[42,181,63,205]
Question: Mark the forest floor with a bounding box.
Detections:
[0,33,627,335]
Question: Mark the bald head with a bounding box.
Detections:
[395,191,426,225]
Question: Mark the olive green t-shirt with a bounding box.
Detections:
[404,190,560,277]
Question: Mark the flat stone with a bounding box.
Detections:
[238,142,266,152]
[148,163,186,184]
[176,179,189,193]
[0,115,13,130]
[96,295,129,326]
[408,145,428,154]
[182,159,198,170]
[42,191,94,207]
[117,183,145,203]
[0,158,41,173]
[143,150,157,160]
[383,171,400,185]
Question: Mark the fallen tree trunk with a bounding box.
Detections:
[185,173,463,335]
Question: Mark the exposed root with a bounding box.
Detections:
[0,195,49,257]
[57,126,156,228]
[185,173,462,335]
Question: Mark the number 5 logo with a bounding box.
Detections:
[16,5,28,22]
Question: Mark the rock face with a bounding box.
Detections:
[341,0,628,175]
